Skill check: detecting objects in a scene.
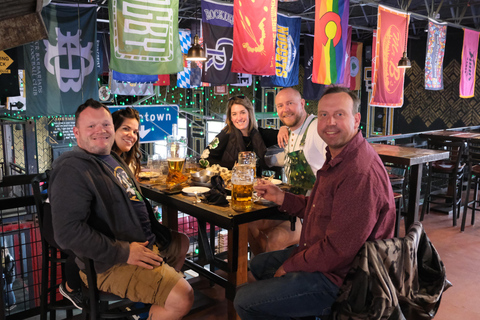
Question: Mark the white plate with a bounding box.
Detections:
[182,187,210,196]
[271,179,282,185]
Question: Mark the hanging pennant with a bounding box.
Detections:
[312,0,349,85]
[339,26,352,88]
[460,28,479,98]
[270,13,301,87]
[425,19,447,90]
[231,0,278,75]
[350,41,363,91]
[177,29,193,88]
[24,3,98,117]
[370,5,409,108]
[202,0,238,85]
[109,0,183,75]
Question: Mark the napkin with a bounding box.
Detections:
[202,175,229,206]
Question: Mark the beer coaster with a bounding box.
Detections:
[182,187,210,196]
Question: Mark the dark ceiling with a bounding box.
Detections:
[54,0,479,41]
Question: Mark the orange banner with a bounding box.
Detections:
[370,5,409,108]
[231,0,278,75]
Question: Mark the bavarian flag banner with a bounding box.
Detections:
[370,6,409,108]
[24,3,97,117]
[231,0,278,75]
[460,28,479,98]
[425,19,447,90]
[312,0,349,85]
[202,0,238,85]
[109,0,183,75]
[271,13,301,87]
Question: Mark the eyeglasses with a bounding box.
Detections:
[228,95,246,101]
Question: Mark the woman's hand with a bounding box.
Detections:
[277,126,289,148]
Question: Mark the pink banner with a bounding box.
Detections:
[460,29,479,98]
[370,6,409,108]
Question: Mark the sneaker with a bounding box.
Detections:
[5,304,16,312]
[59,282,83,310]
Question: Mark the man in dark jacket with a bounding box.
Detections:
[49,99,193,320]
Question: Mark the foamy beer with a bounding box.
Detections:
[231,165,255,211]
[168,157,185,173]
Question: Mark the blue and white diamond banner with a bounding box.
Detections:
[24,3,98,117]
[177,29,192,88]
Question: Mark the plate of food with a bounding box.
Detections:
[138,171,160,179]
[182,186,210,196]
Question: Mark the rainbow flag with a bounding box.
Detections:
[312,0,349,85]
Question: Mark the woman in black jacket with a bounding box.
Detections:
[201,95,279,173]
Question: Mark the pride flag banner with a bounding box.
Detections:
[370,6,409,108]
[231,0,278,75]
[109,0,183,75]
[425,19,447,90]
[312,0,349,85]
[350,41,363,90]
[271,13,301,87]
[339,26,352,88]
[460,28,479,98]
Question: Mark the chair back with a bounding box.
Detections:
[427,138,465,174]
[467,139,480,166]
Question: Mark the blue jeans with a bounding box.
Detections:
[234,247,339,320]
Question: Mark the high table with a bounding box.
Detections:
[140,185,280,320]
[370,144,450,228]
[420,130,480,142]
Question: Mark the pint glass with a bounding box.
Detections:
[231,165,255,211]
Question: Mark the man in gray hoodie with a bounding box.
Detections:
[49,99,193,320]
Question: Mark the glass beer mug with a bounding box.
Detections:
[166,130,188,187]
[231,164,255,211]
[238,151,256,176]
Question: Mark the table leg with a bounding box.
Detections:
[161,205,178,230]
[406,164,422,229]
[227,224,248,320]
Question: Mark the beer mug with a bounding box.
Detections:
[231,164,255,211]
[238,151,256,175]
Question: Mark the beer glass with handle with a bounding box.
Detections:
[231,164,255,211]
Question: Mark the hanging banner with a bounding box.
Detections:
[460,28,479,98]
[425,19,447,91]
[312,0,349,85]
[24,3,98,117]
[109,0,182,75]
[370,6,409,108]
[177,29,193,88]
[350,41,363,90]
[231,0,278,75]
[339,26,352,88]
[270,13,301,87]
[112,70,158,83]
[153,75,170,86]
[303,35,326,100]
[201,0,238,85]
[109,71,154,96]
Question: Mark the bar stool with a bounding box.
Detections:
[421,139,465,227]
[461,139,480,231]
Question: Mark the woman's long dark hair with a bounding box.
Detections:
[112,107,141,177]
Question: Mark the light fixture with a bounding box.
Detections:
[398,12,411,69]
[186,34,207,62]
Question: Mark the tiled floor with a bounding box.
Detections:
[26,206,480,320]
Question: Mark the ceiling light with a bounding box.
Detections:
[398,52,411,68]
[186,34,207,62]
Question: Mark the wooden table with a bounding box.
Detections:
[420,130,480,141]
[140,185,280,320]
[370,144,450,228]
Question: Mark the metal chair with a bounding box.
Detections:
[421,139,465,227]
[461,139,480,231]
[32,171,76,320]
